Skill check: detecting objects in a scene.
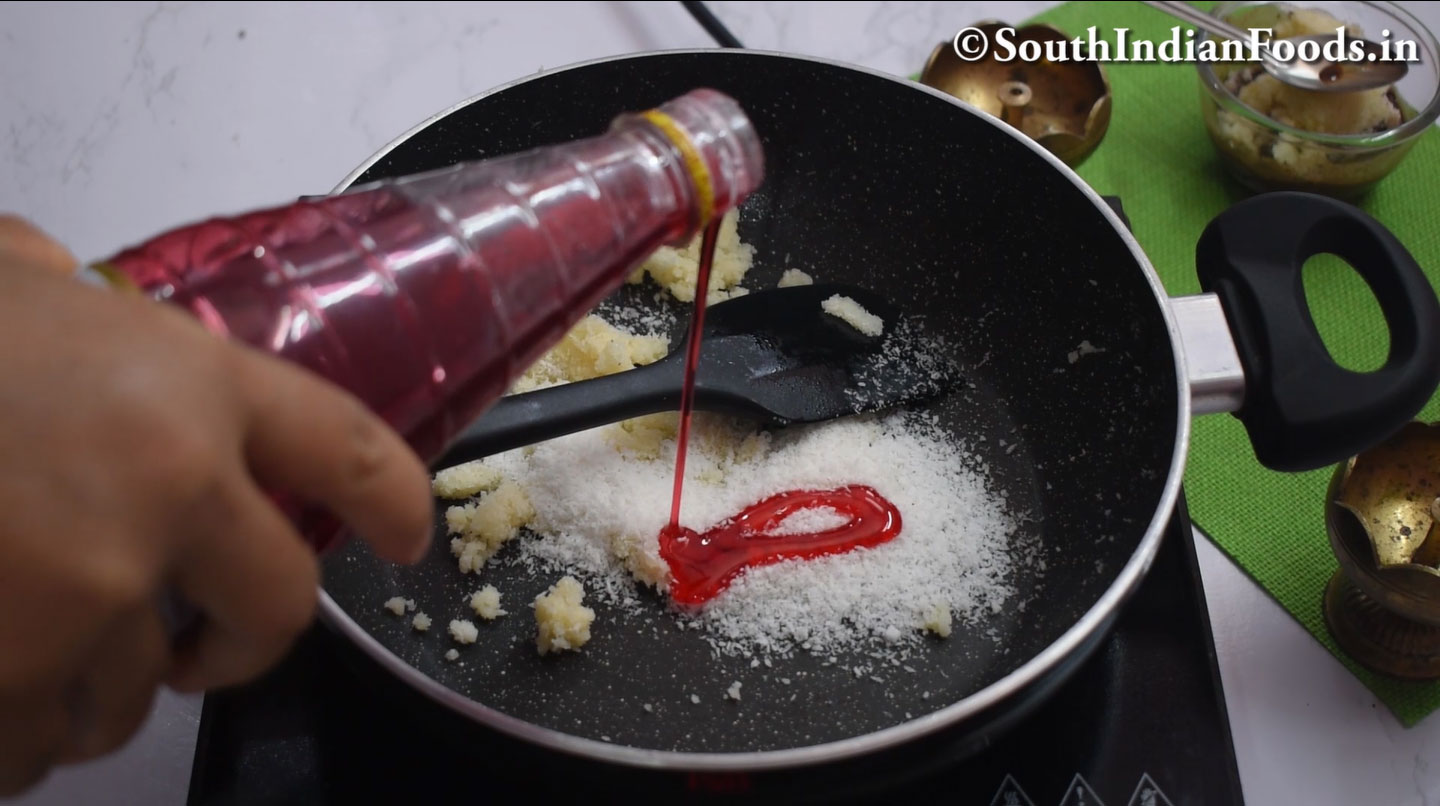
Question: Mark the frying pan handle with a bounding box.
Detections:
[1195,191,1440,472]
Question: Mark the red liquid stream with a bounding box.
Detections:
[658,220,903,605]
[666,219,723,532]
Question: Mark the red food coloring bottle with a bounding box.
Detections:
[82,89,764,553]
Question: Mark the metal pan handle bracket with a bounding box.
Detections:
[1173,293,1246,416]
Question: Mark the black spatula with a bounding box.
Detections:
[433,283,957,467]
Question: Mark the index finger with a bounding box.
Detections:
[230,346,433,564]
[0,215,78,276]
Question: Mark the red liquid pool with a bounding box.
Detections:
[659,486,902,606]
[659,222,902,605]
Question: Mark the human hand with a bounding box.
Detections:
[0,216,432,794]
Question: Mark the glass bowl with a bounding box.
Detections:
[1196,1,1440,199]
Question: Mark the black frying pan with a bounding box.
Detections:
[316,50,1439,793]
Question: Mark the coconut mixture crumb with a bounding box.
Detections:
[470,585,507,620]
[382,596,415,617]
[777,268,813,288]
[821,294,884,337]
[447,480,535,574]
[412,612,432,632]
[534,576,595,655]
[725,681,743,701]
[511,314,668,394]
[448,619,479,645]
[921,602,952,638]
[444,649,460,662]
[627,208,753,304]
[432,461,503,499]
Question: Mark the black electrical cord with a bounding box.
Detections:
[680,1,744,48]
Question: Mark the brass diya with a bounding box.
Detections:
[920,22,1112,166]
[1324,421,1440,680]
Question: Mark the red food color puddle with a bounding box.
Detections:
[660,486,902,605]
[659,218,902,604]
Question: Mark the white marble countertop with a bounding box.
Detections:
[3,2,1439,804]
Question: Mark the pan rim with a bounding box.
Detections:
[321,46,1192,772]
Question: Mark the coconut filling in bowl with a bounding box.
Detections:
[1199,2,1438,193]
[1221,6,1406,138]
